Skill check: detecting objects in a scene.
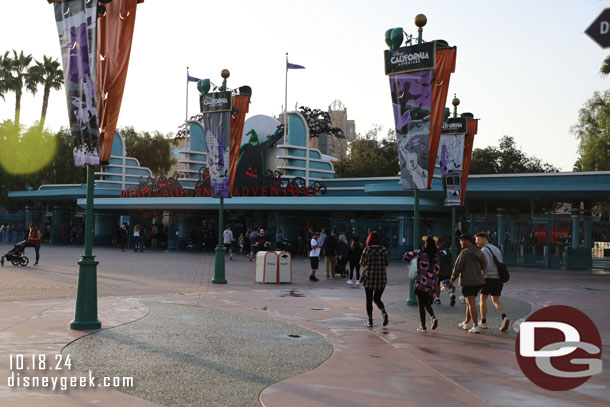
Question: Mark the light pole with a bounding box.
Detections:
[70,165,101,330]
[450,95,460,261]
[212,69,230,285]
[406,13,427,307]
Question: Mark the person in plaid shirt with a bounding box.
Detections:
[360,231,390,327]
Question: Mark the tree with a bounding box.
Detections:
[469,136,559,174]
[571,90,610,171]
[29,56,63,128]
[1,50,38,126]
[334,126,399,178]
[119,127,178,176]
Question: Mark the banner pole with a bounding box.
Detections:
[186,66,190,150]
[406,189,419,306]
[284,53,288,142]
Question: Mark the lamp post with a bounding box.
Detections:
[450,95,460,260]
[70,165,101,330]
[406,13,427,307]
[212,69,230,285]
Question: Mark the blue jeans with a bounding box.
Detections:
[1,230,7,244]
[33,243,40,264]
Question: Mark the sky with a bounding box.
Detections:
[1,0,609,171]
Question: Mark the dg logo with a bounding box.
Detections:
[516,305,603,391]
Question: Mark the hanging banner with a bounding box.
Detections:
[201,91,231,198]
[97,0,143,164]
[427,47,457,188]
[461,119,479,205]
[390,70,433,190]
[229,94,251,194]
[439,117,466,206]
[53,0,100,167]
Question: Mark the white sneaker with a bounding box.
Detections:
[479,322,488,329]
[459,295,466,304]
[355,280,360,286]
[347,280,353,285]
[417,326,427,333]
[458,321,469,330]
[500,317,511,332]
[468,325,481,334]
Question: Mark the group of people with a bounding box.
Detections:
[312,228,510,332]
[404,231,510,333]
[307,230,364,285]
[1,221,28,244]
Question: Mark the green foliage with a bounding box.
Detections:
[571,90,610,172]
[334,126,399,178]
[469,136,559,174]
[119,126,178,176]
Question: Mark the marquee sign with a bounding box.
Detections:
[120,169,327,198]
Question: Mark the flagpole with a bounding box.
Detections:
[186,66,190,150]
[284,53,288,143]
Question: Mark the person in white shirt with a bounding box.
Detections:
[223,225,234,260]
[475,232,510,332]
[309,232,321,282]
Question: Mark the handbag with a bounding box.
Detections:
[485,247,509,283]
[408,259,418,279]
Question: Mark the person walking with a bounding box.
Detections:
[1,222,8,244]
[336,234,349,278]
[309,231,321,282]
[450,234,487,334]
[249,228,260,261]
[475,232,511,331]
[120,223,129,252]
[404,236,440,333]
[28,224,42,266]
[323,230,338,279]
[347,236,363,286]
[435,238,454,305]
[223,225,235,260]
[133,224,143,252]
[360,231,389,327]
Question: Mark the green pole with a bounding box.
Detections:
[213,71,229,284]
[406,189,419,306]
[450,206,457,259]
[70,165,101,330]
[213,197,227,284]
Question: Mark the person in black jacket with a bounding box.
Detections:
[347,236,364,286]
[336,234,349,278]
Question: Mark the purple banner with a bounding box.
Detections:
[202,92,231,198]
[389,71,433,190]
[53,0,100,167]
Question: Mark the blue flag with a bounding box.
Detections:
[187,74,201,82]
[287,62,305,70]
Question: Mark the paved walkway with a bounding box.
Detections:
[0,246,608,406]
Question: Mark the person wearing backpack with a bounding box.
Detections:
[434,238,454,305]
[474,232,510,332]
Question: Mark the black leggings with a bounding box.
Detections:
[415,291,435,327]
[349,261,360,280]
[365,287,386,318]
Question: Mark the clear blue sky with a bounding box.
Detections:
[1,0,609,170]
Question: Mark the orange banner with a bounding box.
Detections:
[97,0,143,164]
[428,47,457,188]
[229,95,251,194]
[461,119,478,205]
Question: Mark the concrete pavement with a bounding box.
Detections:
[0,245,608,406]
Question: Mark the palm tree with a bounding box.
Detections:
[3,50,37,126]
[30,56,64,128]
[601,55,610,77]
[0,52,13,103]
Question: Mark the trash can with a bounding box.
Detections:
[277,251,292,283]
[255,251,279,283]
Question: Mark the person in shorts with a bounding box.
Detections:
[475,232,510,332]
[309,232,320,282]
[450,234,487,334]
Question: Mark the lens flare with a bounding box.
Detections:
[0,122,57,174]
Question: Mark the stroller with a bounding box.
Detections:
[1,240,29,267]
